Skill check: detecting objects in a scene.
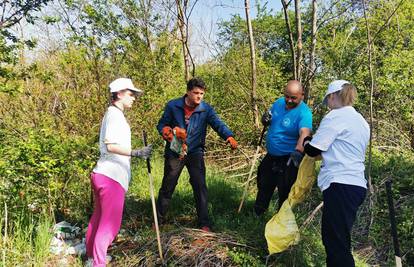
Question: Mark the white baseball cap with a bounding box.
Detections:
[109,78,143,94]
[322,80,350,105]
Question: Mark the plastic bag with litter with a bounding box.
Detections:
[265,155,316,254]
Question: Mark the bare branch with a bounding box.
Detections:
[281,0,297,80]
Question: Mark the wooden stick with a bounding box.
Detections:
[142,131,164,264]
[386,180,402,267]
[301,201,323,228]
[237,126,267,213]
[2,202,7,266]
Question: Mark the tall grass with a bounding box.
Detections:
[1,152,393,266]
[0,209,53,266]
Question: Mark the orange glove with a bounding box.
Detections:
[179,143,188,160]
[162,126,173,142]
[173,127,187,141]
[226,136,238,150]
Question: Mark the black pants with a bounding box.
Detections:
[156,152,210,227]
[254,153,298,215]
[322,183,366,267]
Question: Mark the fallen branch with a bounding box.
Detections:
[300,201,323,229]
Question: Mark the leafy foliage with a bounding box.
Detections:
[0,0,413,265]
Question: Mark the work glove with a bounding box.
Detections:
[287,150,303,168]
[162,126,173,142]
[173,127,187,141]
[303,136,312,147]
[261,110,272,126]
[179,143,188,160]
[131,145,153,159]
[226,136,238,150]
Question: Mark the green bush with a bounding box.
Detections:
[0,126,97,223]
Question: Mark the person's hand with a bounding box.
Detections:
[131,145,153,159]
[162,126,173,142]
[226,136,238,150]
[261,110,272,126]
[173,127,187,141]
[179,143,188,160]
[287,150,303,167]
[303,135,312,147]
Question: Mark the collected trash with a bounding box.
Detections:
[50,221,86,256]
[265,155,317,254]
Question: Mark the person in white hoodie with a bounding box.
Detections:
[303,80,370,267]
[85,78,152,267]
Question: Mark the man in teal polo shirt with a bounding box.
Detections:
[254,80,312,216]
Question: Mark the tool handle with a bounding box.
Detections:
[142,130,151,174]
[385,180,401,258]
[258,125,267,146]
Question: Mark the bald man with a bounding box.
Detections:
[254,80,312,216]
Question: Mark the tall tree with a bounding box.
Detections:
[0,0,51,92]
[175,0,197,81]
[244,0,259,129]
[281,0,297,80]
[294,0,303,82]
[0,0,50,29]
[304,0,317,102]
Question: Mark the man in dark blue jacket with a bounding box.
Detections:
[156,77,238,231]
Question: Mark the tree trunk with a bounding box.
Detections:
[304,0,317,102]
[244,0,259,129]
[281,0,297,80]
[295,0,303,82]
[362,0,375,232]
[140,0,153,51]
[175,0,190,81]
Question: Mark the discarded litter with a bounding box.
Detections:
[50,221,85,256]
[53,221,81,239]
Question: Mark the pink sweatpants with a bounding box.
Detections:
[86,172,125,267]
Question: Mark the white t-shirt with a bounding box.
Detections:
[93,106,131,192]
[310,106,370,191]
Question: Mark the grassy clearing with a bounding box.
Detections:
[1,153,373,266]
[107,154,369,266]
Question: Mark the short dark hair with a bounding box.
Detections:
[187,77,206,91]
[111,89,137,102]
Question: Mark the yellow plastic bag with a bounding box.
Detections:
[265,155,316,254]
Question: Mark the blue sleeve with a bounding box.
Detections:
[156,102,173,135]
[299,107,312,131]
[207,106,234,140]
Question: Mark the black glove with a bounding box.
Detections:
[287,150,304,168]
[261,110,272,126]
[131,145,153,159]
[303,136,312,147]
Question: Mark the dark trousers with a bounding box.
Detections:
[254,153,298,215]
[322,183,366,267]
[156,152,210,227]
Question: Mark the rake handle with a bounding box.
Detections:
[142,130,151,173]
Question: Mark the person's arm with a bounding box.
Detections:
[303,136,322,157]
[207,106,233,140]
[296,127,311,153]
[207,106,237,149]
[107,143,153,158]
[304,114,341,157]
[106,143,132,156]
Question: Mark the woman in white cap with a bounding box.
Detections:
[85,78,152,267]
[303,80,370,267]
